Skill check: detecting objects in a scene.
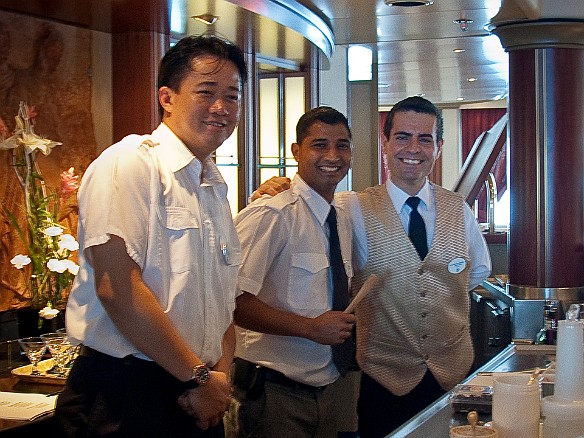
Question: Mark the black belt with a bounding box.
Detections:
[78,345,152,367]
[234,358,327,393]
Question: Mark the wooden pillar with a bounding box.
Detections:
[491,18,584,302]
[111,0,170,142]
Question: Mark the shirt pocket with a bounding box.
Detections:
[161,206,200,273]
[287,253,330,311]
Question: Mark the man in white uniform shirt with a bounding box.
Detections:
[54,35,247,437]
[225,107,356,438]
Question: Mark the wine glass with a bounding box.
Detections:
[40,332,71,376]
[49,329,79,375]
[18,336,47,375]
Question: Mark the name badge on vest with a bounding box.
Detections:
[448,257,466,274]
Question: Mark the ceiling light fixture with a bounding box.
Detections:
[467,77,477,82]
[384,0,434,6]
[453,48,465,53]
[453,17,473,32]
[192,14,219,25]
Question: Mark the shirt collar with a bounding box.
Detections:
[386,178,431,213]
[151,123,228,198]
[151,123,196,173]
[292,174,333,226]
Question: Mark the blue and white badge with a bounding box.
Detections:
[448,257,467,274]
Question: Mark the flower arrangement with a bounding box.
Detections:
[0,101,79,322]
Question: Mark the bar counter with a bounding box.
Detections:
[389,343,555,437]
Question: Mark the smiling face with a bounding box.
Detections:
[383,110,443,195]
[158,55,242,159]
[292,121,352,203]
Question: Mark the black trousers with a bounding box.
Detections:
[357,371,446,438]
[54,347,224,438]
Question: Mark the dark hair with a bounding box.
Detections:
[383,96,443,142]
[157,35,248,116]
[296,106,351,144]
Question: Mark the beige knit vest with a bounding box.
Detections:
[353,184,474,395]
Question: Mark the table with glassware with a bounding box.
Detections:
[389,343,556,438]
[0,332,76,434]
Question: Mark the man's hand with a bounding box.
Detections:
[250,176,291,202]
[177,370,232,430]
[307,311,356,345]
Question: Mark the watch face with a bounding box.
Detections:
[194,365,210,385]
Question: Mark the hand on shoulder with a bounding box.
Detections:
[250,176,291,202]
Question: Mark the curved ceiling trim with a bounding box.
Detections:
[224,0,335,59]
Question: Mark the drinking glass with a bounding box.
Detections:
[18,336,47,375]
[50,328,78,374]
[40,332,72,376]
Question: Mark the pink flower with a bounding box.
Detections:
[60,167,79,199]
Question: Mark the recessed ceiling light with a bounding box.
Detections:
[457,97,465,101]
[467,77,477,82]
[453,48,465,53]
[384,0,434,6]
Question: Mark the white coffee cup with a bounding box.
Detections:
[491,374,541,438]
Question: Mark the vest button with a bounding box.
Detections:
[423,354,429,361]
[417,268,423,275]
[420,291,426,297]
[421,312,427,318]
[421,334,428,340]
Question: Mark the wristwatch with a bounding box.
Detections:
[184,364,211,389]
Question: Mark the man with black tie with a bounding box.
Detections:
[225,106,356,438]
[345,96,491,437]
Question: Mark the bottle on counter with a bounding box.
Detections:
[535,299,559,345]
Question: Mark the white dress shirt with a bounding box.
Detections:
[235,175,353,386]
[66,123,240,365]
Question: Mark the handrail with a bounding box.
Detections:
[452,114,508,205]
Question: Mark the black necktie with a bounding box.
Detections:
[406,196,428,260]
[326,206,352,376]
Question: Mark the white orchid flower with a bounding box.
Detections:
[47,258,68,273]
[39,306,60,319]
[11,254,31,269]
[21,132,62,156]
[43,226,63,237]
[62,259,80,275]
[58,234,79,251]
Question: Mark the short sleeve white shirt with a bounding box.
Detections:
[66,123,240,365]
[234,175,353,386]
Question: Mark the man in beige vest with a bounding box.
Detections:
[346,96,491,437]
[252,96,491,437]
